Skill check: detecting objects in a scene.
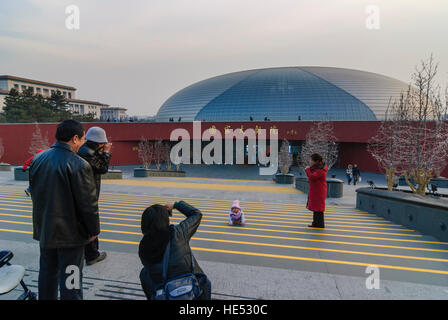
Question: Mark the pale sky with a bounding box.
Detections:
[1,0,447,116]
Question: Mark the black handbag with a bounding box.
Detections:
[152,241,203,300]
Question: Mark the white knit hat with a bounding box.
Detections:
[85,127,108,143]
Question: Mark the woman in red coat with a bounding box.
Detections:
[305,153,328,228]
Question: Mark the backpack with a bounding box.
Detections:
[152,240,203,300]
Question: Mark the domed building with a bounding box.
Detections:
[155,66,409,122]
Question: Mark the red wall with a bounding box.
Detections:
[1,121,447,176]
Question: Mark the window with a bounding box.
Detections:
[36,88,41,94]
[63,91,66,97]
[14,84,19,89]
[51,90,55,95]
[43,88,49,95]
[21,85,27,91]
[68,92,72,98]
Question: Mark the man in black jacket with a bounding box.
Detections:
[78,126,111,265]
[30,120,100,300]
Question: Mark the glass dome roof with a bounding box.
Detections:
[155,67,409,122]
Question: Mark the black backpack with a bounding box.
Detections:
[152,240,203,300]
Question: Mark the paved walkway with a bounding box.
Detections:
[1,183,448,300]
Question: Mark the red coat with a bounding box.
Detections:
[23,149,44,171]
[305,164,328,212]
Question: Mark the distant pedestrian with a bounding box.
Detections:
[346,164,353,185]
[139,201,211,300]
[78,126,112,266]
[228,200,245,226]
[23,149,44,197]
[30,120,100,300]
[352,164,361,185]
[305,153,327,228]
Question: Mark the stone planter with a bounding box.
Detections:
[0,163,11,171]
[356,187,448,242]
[102,170,123,180]
[275,173,295,184]
[295,177,344,198]
[134,168,186,177]
[14,167,29,181]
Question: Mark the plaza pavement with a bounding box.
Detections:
[1,167,448,300]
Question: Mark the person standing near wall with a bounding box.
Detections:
[352,164,361,185]
[305,153,327,228]
[346,164,353,185]
[78,127,112,266]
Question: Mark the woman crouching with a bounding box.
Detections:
[138,201,211,299]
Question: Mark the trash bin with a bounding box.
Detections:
[14,167,29,181]
[326,178,343,198]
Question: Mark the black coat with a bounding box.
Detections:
[30,142,100,248]
[139,201,203,295]
[78,142,111,198]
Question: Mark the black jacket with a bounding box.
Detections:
[29,142,100,248]
[78,142,111,197]
[139,201,203,294]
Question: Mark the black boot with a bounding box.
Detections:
[308,212,318,228]
[315,212,325,228]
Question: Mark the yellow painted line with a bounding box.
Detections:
[129,176,274,184]
[190,247,448,275]
[101,179,302,194]
[97,227,442,245]
[100,233,448,263]
[0,192,389,218]
[80,236,448,276]
[0,188,363,210]
[0,198,403,226]
[196,229,448,253]
[1,227,447,276]
[0,224,445,255]
[0,212,425,242]
[97,216,418,237]
[190,237,448,263]
[0,211,415,234]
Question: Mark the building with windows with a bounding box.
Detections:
[0,75,125,120]
[67,99,109,119]
[0,75,76,103]
[100,107,128,122]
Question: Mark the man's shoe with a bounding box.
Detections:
[86,252,107,266]
[24,189,30,197]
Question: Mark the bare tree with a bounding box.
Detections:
[368,55,448,195]
[29,123,50,156]
[138,138,155,169]
[153,140,165,170]
[164,142,173,171]
[0,138,4,163]
[278,139,293,174]
[300,120,338,170]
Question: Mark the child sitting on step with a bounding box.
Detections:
[228,200,246,226]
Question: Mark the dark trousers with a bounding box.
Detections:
[85,237,100,261]
[38,245,84,300]
[353,175,359,185]
[312,211,325,228]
